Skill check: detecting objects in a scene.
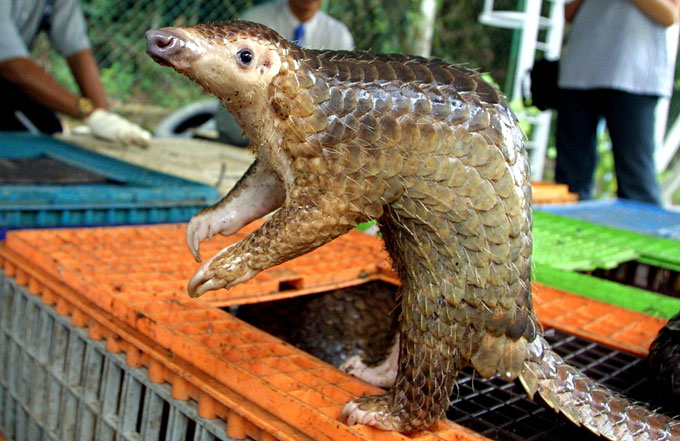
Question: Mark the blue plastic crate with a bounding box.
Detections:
[0,133,220,237]
[536,199,680,239]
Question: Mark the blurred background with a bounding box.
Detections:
[28,0,680,203]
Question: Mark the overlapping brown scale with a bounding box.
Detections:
[441,92,470,125]
[351,88,373,117]
[361,150,388,177]
[466,105,491,132]
[446,66,477,92]
[390,94,412,117]
[391,116,417,151]
[387,61,417,82]
[295,69,314,89]
[480,112,506,146]
[317,57,340,79]
[428,64,455,85]
[290,91,315,117]
[355,114,381,145]
[372,61,398,82]
[308,77,330,104]
[342,89,359,114]
[304,108,328,133]
[300,51,321,70]
[339,114,360,143]
[320,87,344,116]
[475,77,502,104]
[376,114,402,148]
[271,73,299,98]
[317,117,345,146]
[284,116,312,143]
[335,61,353,82]
[407,61,435,83]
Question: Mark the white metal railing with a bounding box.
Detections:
[479,0,565,181]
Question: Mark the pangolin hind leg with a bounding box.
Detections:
[340,212,468,431]
[339,129,535,431]
[340,336,399,388]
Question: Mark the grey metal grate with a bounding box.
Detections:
[0,273,236,441]
[448,328,668,441]
[0,157,111,185]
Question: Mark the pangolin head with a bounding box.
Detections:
[145,21,290,103]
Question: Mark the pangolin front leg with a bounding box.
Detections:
[188,186,357,297]
[186,158,285,262]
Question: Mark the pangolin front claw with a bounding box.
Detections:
[187,266,223,297]
[187,244,258,297]
[186,212,218,262]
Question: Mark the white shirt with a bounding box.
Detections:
[241,1,354,50]
[558,0,679,97]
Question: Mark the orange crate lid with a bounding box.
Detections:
[0,224,490,441]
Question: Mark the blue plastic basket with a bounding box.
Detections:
[536,199,680,239]
[0,133,220,237]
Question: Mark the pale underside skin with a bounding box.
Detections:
[340,336,400,388]
[186,160,285,263]
[187,160,286,294]
[145,21,680,439]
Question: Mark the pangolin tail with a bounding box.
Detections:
[519,335,680,441]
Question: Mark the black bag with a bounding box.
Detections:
[528,58,560,111]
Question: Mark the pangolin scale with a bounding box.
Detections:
[145,21,679,439]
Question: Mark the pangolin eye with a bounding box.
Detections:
[237,49,254,66]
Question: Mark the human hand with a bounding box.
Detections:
[85,109,152,147]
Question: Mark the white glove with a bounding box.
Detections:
[85,109,152,147]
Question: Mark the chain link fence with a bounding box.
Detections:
[31,0,517,111]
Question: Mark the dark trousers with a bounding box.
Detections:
[0,77,62,134]
[555,88,662,205]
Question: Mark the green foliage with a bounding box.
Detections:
[327,0,420,53]
[432,0,513,82]
[593,132,617,199]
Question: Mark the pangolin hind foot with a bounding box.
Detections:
[146,21,680,439]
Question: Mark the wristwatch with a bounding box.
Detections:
[77,97,95,119]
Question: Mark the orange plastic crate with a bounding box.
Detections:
[0,222,665,441]
[0,224,490,441]
[531,181,579,205]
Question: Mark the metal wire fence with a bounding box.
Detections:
[31,0,516,110]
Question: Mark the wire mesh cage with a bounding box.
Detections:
[30,0,517,111]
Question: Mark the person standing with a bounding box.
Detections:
[0,0,151,146]
[555,0,680,204]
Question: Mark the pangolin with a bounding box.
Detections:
[145,21,679,438]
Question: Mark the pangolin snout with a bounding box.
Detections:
[145,29,189,67]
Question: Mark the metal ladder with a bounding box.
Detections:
[479,0,565,181]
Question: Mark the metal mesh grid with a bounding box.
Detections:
[0,273,233,441]
[448,328,669,441]
[538,199,680,240]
